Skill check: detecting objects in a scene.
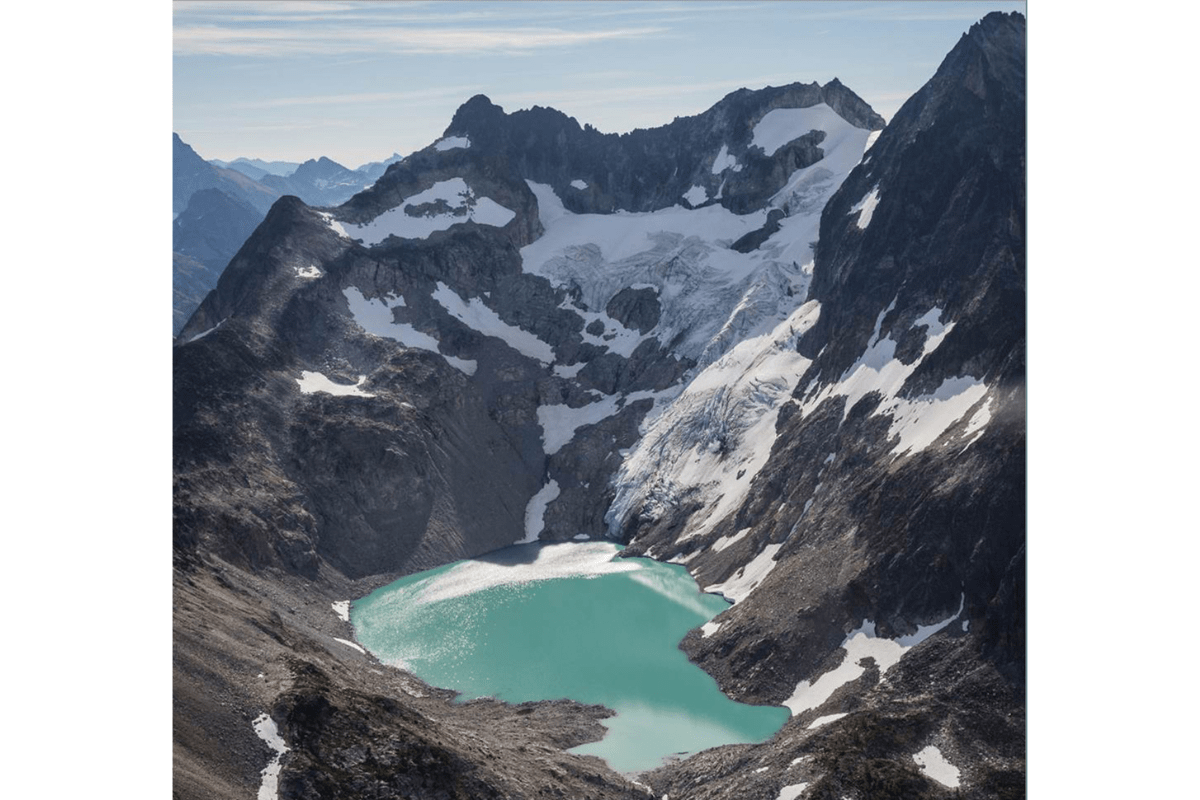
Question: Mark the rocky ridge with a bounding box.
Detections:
[174,12,1024,800]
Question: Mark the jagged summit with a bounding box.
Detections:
[352,78,887,219]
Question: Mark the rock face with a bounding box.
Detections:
[174,12,1024,800]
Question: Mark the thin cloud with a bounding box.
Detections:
[235,85,482,109]
[174,24,668,57]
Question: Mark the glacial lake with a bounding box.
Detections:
[351,541,788,772]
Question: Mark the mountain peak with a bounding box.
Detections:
[447,94,506,138]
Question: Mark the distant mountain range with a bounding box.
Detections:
[172,135,406,333]
[209,157,302,181]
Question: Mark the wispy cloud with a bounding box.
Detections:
[233,85,482,109]
[174,23,668,57]
[177,118,358,136]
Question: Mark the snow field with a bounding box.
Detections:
[521,480,561,543]
[341,178,515,245]
[331,601,350,622]
[753,104,865,160]
[885,376,988,457]
[849,186,881,229]
[536,386,677,458]
[782,596,964,715]
[711,144,742,174]
[711,527,752,553]
[806,712,848,729]
[432,281,555,362]
[775,783,809,800]
[317,211,351,239]
[252,714,289,800]
[959,397,994,451]
[797,303,991,457]
[570,179,588,190]
[705,543,783,604]
[343,286,477,375]
[538,397,625,455]
[682,184,709,205]
[433,135,470,151]
[563,296,652,359]
[862,129,882,156]
[334,637,366,654]
[912,745,961,788]
[296,371,374,398]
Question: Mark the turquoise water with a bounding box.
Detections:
[351,541,788,772]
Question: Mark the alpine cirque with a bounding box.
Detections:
[174,11,1025,799]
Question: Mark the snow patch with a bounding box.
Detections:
[682,184,709,205]
[317,211,351,239]
[341,178,514,245]
[570,179,588,190]
[753,103,856,157]
[538,396,623,455]
[185,318,226,344]
[296,371,374,398]
[776,784,809,800]
[885,377,987,457]
[252,714,289,800]
[432,281,555,362]
[798,304,978,457]
[806,713,848,729]
[783,597,963,715]
[521,480,560,543]
[705,543,783,604]
[849,186,880,229]
[295,265,322,278]
[912,745,961,788]
[433,135,470,151]
[711,144,742,174]
[331,601,350,622]
[553,362,586,379]
[862,129,882,156]
[700,620,722,638]
[959,396,994,451]
[343,286,477,375]
[334,637,365,654]
[712,527,751,553]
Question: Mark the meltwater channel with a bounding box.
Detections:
[351,541,788,772]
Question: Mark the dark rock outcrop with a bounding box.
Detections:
[438,80,883,215]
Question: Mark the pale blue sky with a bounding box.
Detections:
[174,0,1026,167]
